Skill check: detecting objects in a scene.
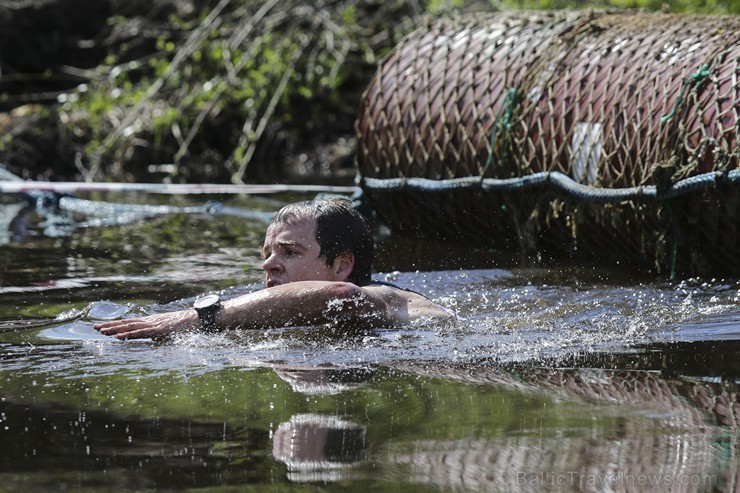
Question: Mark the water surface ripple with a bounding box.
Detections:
[1,193,739,492]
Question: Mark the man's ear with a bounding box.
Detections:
[332,252,355,281]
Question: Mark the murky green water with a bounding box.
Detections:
[1,192,739,492]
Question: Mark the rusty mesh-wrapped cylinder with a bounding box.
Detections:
[356,11,740,275]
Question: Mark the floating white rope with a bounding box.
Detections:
[0,180,359,195]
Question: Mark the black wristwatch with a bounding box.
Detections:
[193,294,222,332]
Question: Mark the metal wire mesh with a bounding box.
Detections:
[510,13,739,187]
[355,11,740,275]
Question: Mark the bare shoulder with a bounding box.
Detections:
[361,283,456,326]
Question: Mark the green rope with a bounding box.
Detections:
[658,64,711,278]
[666,202,678,281]
[482,88,517,178]
[660,64,711,124]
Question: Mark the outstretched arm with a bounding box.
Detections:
[94,281,395,340]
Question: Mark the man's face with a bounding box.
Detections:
[261,217,338,287]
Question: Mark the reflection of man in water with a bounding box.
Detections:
[95,198,454,339]
[274,365,377,395]
[271,366,372,482]
[273,414,367,482]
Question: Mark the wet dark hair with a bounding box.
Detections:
[270,198,373,284]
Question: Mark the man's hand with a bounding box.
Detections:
[94,309,199,340]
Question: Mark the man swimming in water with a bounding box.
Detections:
[94,198,454,339]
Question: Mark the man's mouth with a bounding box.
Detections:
[266,279,281,288]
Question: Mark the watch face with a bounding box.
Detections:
[194,294,221,310]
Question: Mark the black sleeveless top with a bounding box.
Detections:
[356,278,423,296]
[357,278,457,319]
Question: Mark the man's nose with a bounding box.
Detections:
[262,254,281,272]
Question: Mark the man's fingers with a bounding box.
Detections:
[95,320,152,336]
[94,319,137,332]
[116,327,164,340]
[96,322,168,340]
[93,310,195,340]
[93,321,116,331]
[94,319,167,339]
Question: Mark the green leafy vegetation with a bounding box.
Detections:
[47,0,419,184]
